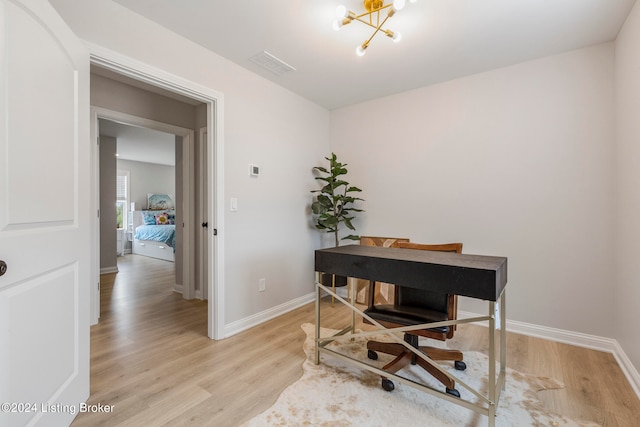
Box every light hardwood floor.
[72,254,640,426]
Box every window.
[116,170,130,230]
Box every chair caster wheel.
[454,360,467,371]
[367,350,378,360]
[446,388,460,398]
[381,378,395,392]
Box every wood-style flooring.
[72,254,640,426]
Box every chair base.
[366,334,464,391]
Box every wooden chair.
[356,236,410,305]
[364,242,467,396]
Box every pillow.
[165,210,176,225]
[141,210,157,225]
[155,213,170,225]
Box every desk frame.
[314,276,507,427]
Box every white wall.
[117,159,176,211]
[50,0,330,325]
[615,1,640,370]
[91,73,197,130]
[99,136,117,270]
[331,44,616,338]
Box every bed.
[131,194,176,262]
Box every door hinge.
[97,209,100,218]
[213,228,218,236]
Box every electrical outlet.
[259,278,266,292]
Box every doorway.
[89,51,225,340]
[93,107,195,300]
[99,118,179,281]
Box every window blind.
[117,175,127,200]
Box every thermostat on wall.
[250,164,260,176]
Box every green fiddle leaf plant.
[311,153,364,247]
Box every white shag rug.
[243,324,600,427]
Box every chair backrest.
[361,236,410,248]
[393,242,463,339]
[358,236,411,305]
[394,241,462,253]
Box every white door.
[0,0,90,426]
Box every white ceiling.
[99,119,176,166]
[112,0,636,110]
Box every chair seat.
[363,242,464,394]
[364,304,450,334]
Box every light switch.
[230,197,238,212]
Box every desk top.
[315,245,507,301]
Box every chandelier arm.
[361,14,391,48]
[354,3,392,21]
[353,16,388,30]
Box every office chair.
[363,242,467,396]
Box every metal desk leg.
[488,301,496,427]
[331,274,335,306]
[500,291,506,391]
[349,277,356,333]
[315,272,321,365]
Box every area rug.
[243,324,599,427]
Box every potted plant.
[311,153,364,288]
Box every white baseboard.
[459,310,640,399]
[194,290,207,300]
[100,266,118,274]
[224,292,316,338]
[612,341,640,399]
[173,286,206,300]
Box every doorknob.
[0,260,6,277]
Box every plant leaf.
[311,201,327,215]
[343,217,355,230]
[318,216,338,227]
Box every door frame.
[88,43,225,339]
[198,126,208,300]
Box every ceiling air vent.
[249,51,296,76]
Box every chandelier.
[333,0,416,56]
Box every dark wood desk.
[315,244,507,300]
[314,244,508,427]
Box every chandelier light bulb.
[333,20,342,31]
[392,0,406,11]
[393,31,402,42]
[336,5,347,19]
[356,45,367,56]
